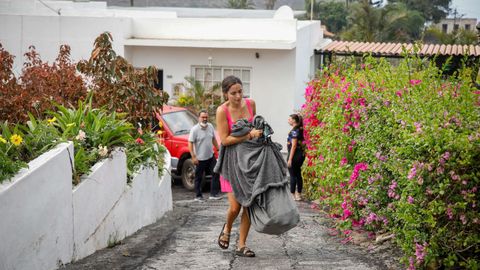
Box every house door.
[155,69,163,90]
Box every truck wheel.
[181,158,203,191]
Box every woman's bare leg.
[238,207,251,248]
[224,192,241,234]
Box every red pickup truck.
[156,105,219,191]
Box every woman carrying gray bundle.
[215,76,300,258]
[215,75,262,257]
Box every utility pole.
[310,0,314,20]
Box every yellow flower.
[0,136,6,144]
[47,117,57,124]
[157,130,163,136]
[10,134,23,146]
[67,123,75,128]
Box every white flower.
[75,130,86,141]
[98,145,108,157]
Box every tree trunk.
[265,0,276,9]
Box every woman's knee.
[229,205,241,215]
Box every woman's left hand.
[249,128,263,139]
[287,160,292,168]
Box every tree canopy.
[388,0,451,23]
[226,0,255,9]
[317,1,348,33]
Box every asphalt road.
[61,184,402,270]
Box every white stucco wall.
[0,14,131,75]
[133,18,297,41]
[126,46,295,148]
[72,149,127,260]
[72,149,172,261]
[0,142,74,270]
[294,21,322,110]
[0,142,172,270]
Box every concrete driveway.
[61,185,401,270]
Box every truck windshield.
[162,110,197,135]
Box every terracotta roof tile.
[319,41,480,57]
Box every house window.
[465,24,471,30]
[442,24,448,33]
[454,24,459,31]
[191,66,252,97]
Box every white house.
[0,0,325,148]
[434,17,478,34]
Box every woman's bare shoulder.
[216,102,227,115]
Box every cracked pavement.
[60,185,401,270]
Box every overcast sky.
[450,0,480,20]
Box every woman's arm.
[288,138,297,167]
[250,99,257,115]
[216,106,250,146]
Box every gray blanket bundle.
[214,115,300,235]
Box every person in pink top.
[216,75,263,257]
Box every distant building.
[434,18,478,34]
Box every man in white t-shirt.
[188,110,221,201]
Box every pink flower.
[340,157,348,166]
[341,82,351,93]
[349,163,368,185]
[396,91,402,97]
[388,181,397,198]
[446,206,453,220]
[375,152,387,161]
[358,98,366,106]
[414,122,422,133]
[408,166,417,180]
[415,242,427,263]
[408,257,416,270]
[135,138,145,144]
[407,196,414,204]
[342,209,352,219]
[365,212,378,225]
[410,79,422,86]
[305,85,314,96]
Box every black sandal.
[235,246,255,257]
[218,223,230,249]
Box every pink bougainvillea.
[301,56,479,269]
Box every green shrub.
[126,129,166,182]
[48,100,133,184]
[0,119,60,184]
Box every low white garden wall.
[0,142,172,270]
[0,142,74,270]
